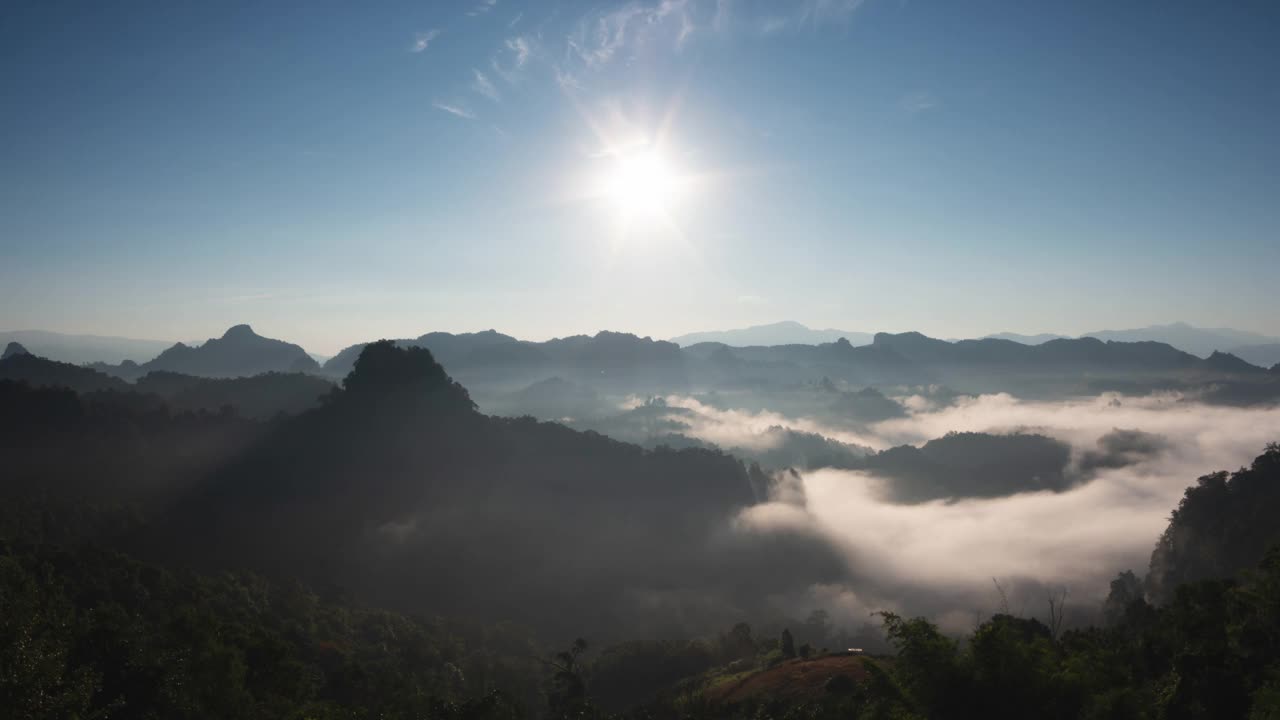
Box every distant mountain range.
[669,321,874,347]
[671,321,1280,360]
[7,321,1279,390]
[1,344,131,393]
[1230,344,1280,370]
[985,323,1280,362]
[322,329,687,394]
[980,332,1069,345]
[93,324,318,379]
[1,342,335,418]
[5,324,1280,417]
[0,330,175,365]
[1077,322,1280,358]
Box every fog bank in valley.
[682,392,1280,630]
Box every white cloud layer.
[651,390,1280,628]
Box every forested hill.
[148,341,844,637]
[1144,443,1280,604]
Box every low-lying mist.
[639,390,1280,630]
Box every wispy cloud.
[555,66,583,92]
[457,0,872,112]
[558,0,864,73]
[472,69,500,101]
[491,57,514,84]
[433,101,476,120]
[411,29,441,53]
[568,6,642,67]
[757,0,868,37]
[713,0,733,33]
[565,0,699,68]
[490,36,532,84]
[467,0,498,17]
[758,16,789,35]
[676,11,695,48]
[507,36,531,68]
[901,91,939,115]
[798,0,867,29]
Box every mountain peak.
[669,323,872,348]
[222,324,257,340]
[1205,350,1261,374]
[873,331,936,345]
[343,340,475,412]
[2,341,30,359]
[139,324,318,377]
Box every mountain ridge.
[107,324,320,379]
[0,329,175,365]
[670,321,874,348]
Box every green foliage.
[0,543,542,720]
[848,544,1280,720]
[588,638,716,712]
[0,555,100,719]
[780,629,795,660]
[1147,443,1280,604]
[546,639,591,720]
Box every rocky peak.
[2,341,30,359]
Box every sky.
[2,0,1278,354]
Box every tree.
[1103,571,1144,627]
[722,622,755,661]
[801,608,831,646]
[780,629,795,659]
[545,638,590,720]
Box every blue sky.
[2,0,1277,353]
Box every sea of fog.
[639,391,1280,630]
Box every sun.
[601,147,681,218]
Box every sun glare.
[605,149,678,217]
[567,111,711,252]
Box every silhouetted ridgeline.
[323,329,688,395]
[1,347,131,393]
[686,332,1280,403]
[670,320,1280,359]
[0,329,174,365]
[1231,342,1280,369]
[0,380,266,511]
[669,320,875,348]
[150,341,845,637]
[93,324,318,379]
[1,350,335,419]
[2,341,30,359]
[313,326,1280,413]
[0,341,844,638]
[16,321,1278,410]
[134,370,335,419]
